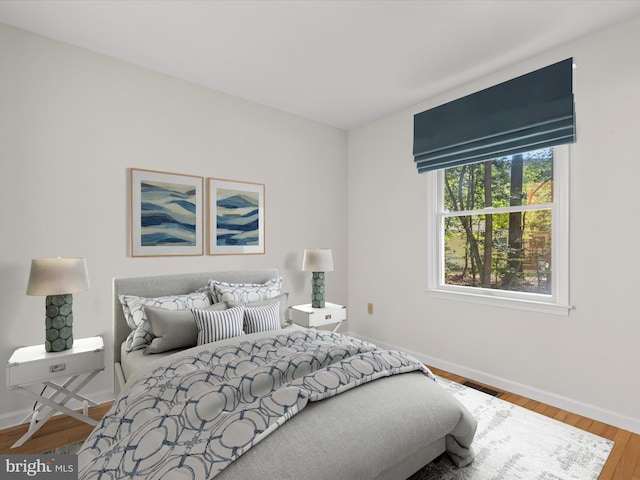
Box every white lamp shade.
[302,248,334,272]
[26,257,90,296]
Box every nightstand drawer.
[6,336,104,388]
[289,303,347,328]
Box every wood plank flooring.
[0,369,638,479]
[428,366,640,480]
[0,402,112,455]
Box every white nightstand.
[289,303,347,332]
[6,336,105,448]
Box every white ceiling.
[1,0,640,130]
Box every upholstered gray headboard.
[112,269,279,366]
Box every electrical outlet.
[367,303,374,315]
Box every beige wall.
[2,14,639,435]
[348,15,640,433]
[0,24,347,425]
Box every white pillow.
[119,292,210,352]
[207,277,282,303]
[192,305,245,345]
[243,300,281,334]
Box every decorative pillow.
[243,300,281,334]
[144,303,227,354]
[227,292,289,327]
[192,304,245,345]
[207,277,283,303]
[119,292,211,352]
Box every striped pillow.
[244,300,281,334]
[192,305,245,345]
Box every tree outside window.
[441,148,555,295]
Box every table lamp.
[302,248,333,308]
[26,257,90,352]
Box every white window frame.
[425,145,571,316]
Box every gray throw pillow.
[144,303,228,354]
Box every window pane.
[444,211,552,294]
[444,148,554,212]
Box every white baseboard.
[4,336,638,437]
[0,388,114,431]
[350,332,640,436]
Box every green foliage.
[443,149,553,293]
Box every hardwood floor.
[0,402,112,455]
[428,366,640,480]
[0,370,638,479]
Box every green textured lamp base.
[45,294,74,352]
[311,272,326,309]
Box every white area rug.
[410,377,614,480]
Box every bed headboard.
[112,268,279,365]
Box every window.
[426,146,570,315]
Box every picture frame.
[130,168,204,257]
[208,178,265,255]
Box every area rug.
[409,377,614,480]
[44,441,83,455]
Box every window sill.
[425,288,572,316]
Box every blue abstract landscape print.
[216,188,259,246]
[141,181,197,246]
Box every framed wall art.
[208,178,265,255]
[130,168,204,257]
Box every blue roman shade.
[413,58,575,173]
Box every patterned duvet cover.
[78,330,469,479]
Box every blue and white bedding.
[79,329,446,478]
[104,270,477,479]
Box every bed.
[78,269,476,479]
